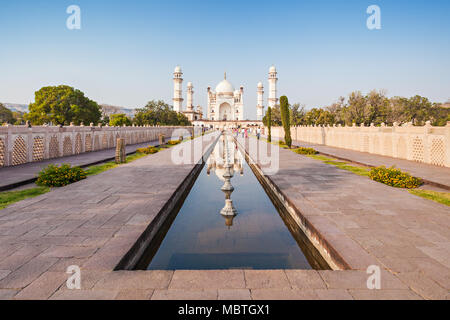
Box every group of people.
[232,127,262,140]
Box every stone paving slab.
[291,139,450,189]
[236,137,449,300]
[0,138,172,191]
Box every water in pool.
[138,134,328,270]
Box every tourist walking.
[257,127,261,140]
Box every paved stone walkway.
[0,133,448,300]
[0,139,170,191]
[237,137,449,299]
[291,139,450,189]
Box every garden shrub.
[293,147,318,155]
[369,166,423,189]
[167,140,180,145]
[36,164,87,187]
[136,146,159,154]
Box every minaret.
[186,82,194,111]
[256,82,264,121]
[238,85,244,120]
[207,86,212,119]
[268,65,278,108]
[173,66,183,112]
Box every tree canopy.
[109,113,132,127]
[271,90,449,127]
[263,105,281,126]
[134,100,191,126]
[0,103,15,124]
[27,85,101,125]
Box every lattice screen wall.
[32,137,44,162]
[0,126,190,167]
[12,136,27,165]
[268,124,450,168]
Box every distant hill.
[2,103,29,113]
[100,104,136,118]
[1,102,136,118]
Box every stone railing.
[0,124,193,167]
[267,122,450,168]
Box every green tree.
[27,85,101,125]
[403,95,433,125]
[267,107,272,142]
[304,108,323,125]
[0,103,15,124]
[280,96,292,148]
[263,104,281,126]
[101,115,110,126]
[12,111,25,125]
[133,100,191,126]
[430,104,450,126]
[290,103,306,125]
[344,91,367,125]
[316,110,335,125]
[109,114,131,127]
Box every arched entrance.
[219,102,231,121]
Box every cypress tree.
[280,96,292,148]
[267,107,272,142]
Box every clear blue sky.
[1,0,449,119]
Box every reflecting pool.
[137,134,329,270]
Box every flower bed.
[136,146,159,154]
[369,166,423,189]
[36,164,87,187]
[293,147,318,155]
[167,140,181,145]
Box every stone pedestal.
[159,134,165,145]
[115,138,126,164]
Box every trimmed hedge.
[136,146,159,154]
[36,164,87,187]
[293,147,318,155]
[369,166,423,189]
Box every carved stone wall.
[268,122,450,168]
[0,125,192,167]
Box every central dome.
[215,79,234,94]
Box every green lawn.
[409,189,450,207]
[85,161,118,176]
[307,154,370,177]
[0,187,50,210]
[125,152,148,162]
[1,152,150,211]
[85,152,148,176]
